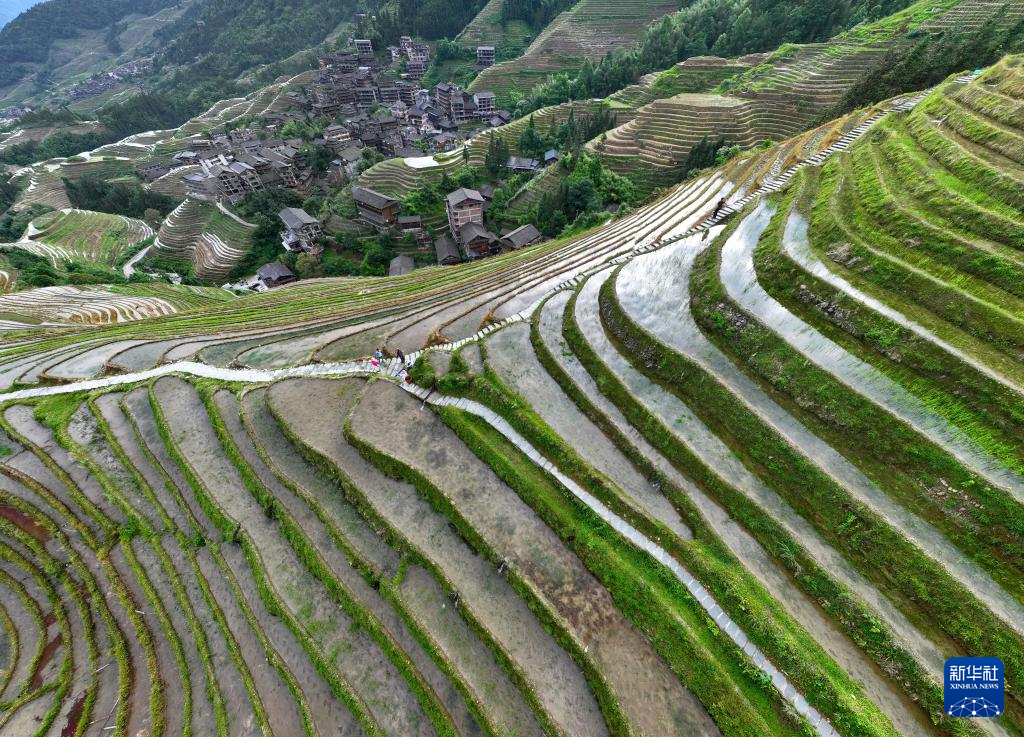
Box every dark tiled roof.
[389,255,415,276]
[445,187,484,208]
[352,186,398,209]
[434,233,461,263]
[500,223,542,249]
[257,262,296,281]
[279,207,319,230]
[461,221,497,244]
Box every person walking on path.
[396,349,406,367]
[712,198,726,219]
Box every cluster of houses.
[396,35,432,79]
[63,58,152,103]
[348,184,543,269]
[157,129,312,203]
[0,106,33,126]
[293,47,424,120]
[239,154,547,290]
[195,37,551,289]
[273,45,512,159]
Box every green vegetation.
[64,175,178,219]
[597,237,1024,725]
[530,153,636,236]
[3,24,1024,737]
[516,0,922,112]
[357,0,489,49]
[832,16,1024,117]
[0,129,112,166]
[0,0,178,88]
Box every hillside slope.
[0,0,191,107]
[0,57,1022,737]
[468,0,678,102]
[593,0,1024,193]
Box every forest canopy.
[0,0,178,88]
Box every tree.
[300,143,332,174]
[295,252,321,279]
[143,208,163,229]
[518,115,547,159]
[484,134,510,177]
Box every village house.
[256,262,297,289]
[407,105,427,127]
[507,155,540,174]
[499,223,544,251]
[136,162,172,182]
[389,255,415,276]
[445,187,486,245]
[491,110,513,126]
[473,91,497,118]
[476,46,495,69]
[352,186,401,228]
[434,233,462,265]
[279,208,323,254]
[461,222,499,258]
[432,132,460,153]
[323,124,352,149]
[406,59,428,79]
[397,215,423,232]
[433,83,457,115]
[449,92,477,123]
[355,39,374,59]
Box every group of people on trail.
[371,346,414,383]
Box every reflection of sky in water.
[781,209,1021,394]
[575,266,955,678]
[720,205,1024,500]
[615,206,1024,639]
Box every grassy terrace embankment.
[1,49,1023,737]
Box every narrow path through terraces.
[0,78,976,737]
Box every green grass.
[558,283,979,736]
[599,213,1024,723]
[440,404,809,737]
[430,352,911,737]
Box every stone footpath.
[0,79,969,737]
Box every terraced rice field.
[595,42,894,194]
[0,58,1023,737]
[594,0,1017,195]
[467,0,679,102]
[0,284,234,333]
[27,210,153,267]
[146,199,257,282]
[456,0,534,50]
[13,156,138,212]
[359,100,606,197]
